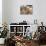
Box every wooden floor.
[0,44,4,46]
[31,40,46,46]
[40,45,46,46]
[0,44,46,46]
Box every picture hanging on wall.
[20,5,33,15]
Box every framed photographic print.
[20,5,33,15]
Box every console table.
[9,25,31,37]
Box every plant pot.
[0,38,5,44]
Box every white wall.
[0,0,2,27]
[3,0,46,26]
[2,0,8,24]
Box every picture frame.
[20,5,33,15]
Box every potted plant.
[0,23,9,44]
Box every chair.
[5,38,15,46]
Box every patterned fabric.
[16,41,32,46]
